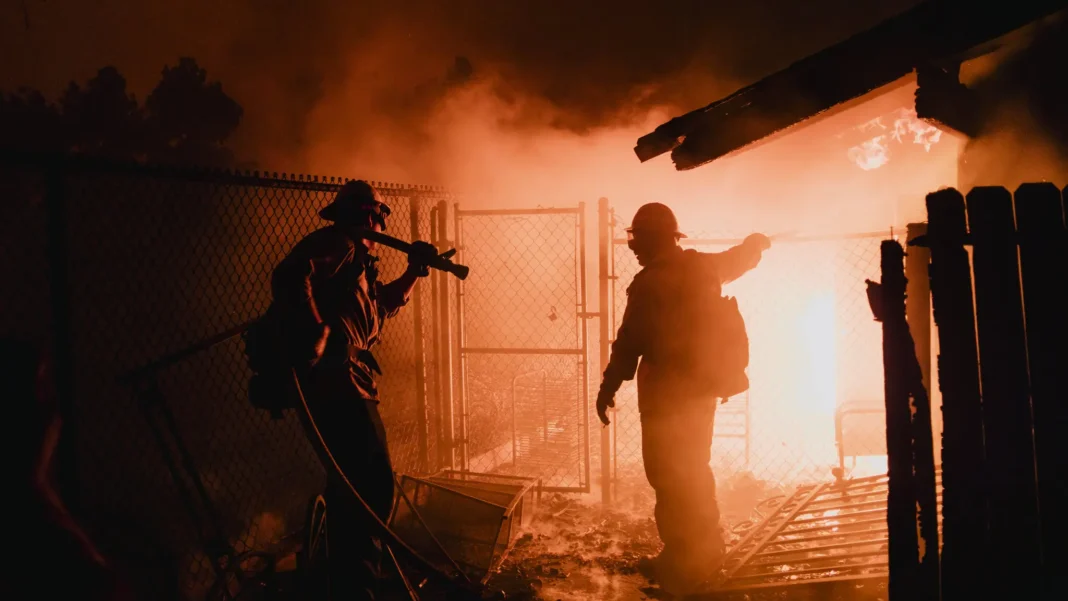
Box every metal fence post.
[597,197,612,505]
[434,200,455,471]
[453,203,468,472]
[905,224,931,392]
[410,196,430,473]
[44,162,78,509]
[905,223,937,465]
[578,201,592,499]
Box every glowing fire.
[848,137,891,170]
[713,242,887,483]
[847,108,944,171]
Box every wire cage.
[389,471,539,583]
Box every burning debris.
[488,493,664,601]
[486,470,799,601]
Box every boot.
[656,548,725,597]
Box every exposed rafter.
[635,0,1065,171]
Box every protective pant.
[310,374,395,601]
[641,400,724,582]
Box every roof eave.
[635,0,1066,171]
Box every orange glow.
[306,73,958,488]
[717,244,848,482]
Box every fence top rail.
[612,230,904,247]
[457,207,582,217]
[460,347,584,356]
[0,150,457,197]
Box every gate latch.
[577,312,602,319]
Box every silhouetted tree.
[0,58,243,167]
[144,58,244,167]
[59,66,145,161]
[0,87,63,153]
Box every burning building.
[606,0,1067,595]
[622,0,1064,480]
[2,2,1063,600]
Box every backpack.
[669,252,751,398]
[705,295,750,398]
[242,305,298,419]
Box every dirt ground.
[484,468,797,601]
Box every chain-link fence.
[454,207,591,492]
[605,206,900,494]
[0,154,454,600]
[4,151,909,595]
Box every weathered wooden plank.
[874,240,920,601]
[966,185,1041,598]
[1014,182,1067,600]
[925,187,987,600]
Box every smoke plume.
[3,0,928,216]
[961,10,1068,188]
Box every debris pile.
[488,493,662,600]
[487,469,792,600]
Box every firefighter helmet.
[626,202,686,238]
[319,180,392,230]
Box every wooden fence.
[873,183,1066,601]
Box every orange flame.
[848,108,944,171]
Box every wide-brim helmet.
[625,202,686,238]
[319,180,391,230]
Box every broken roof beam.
[635,0,1066,171]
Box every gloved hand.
[407,240,440,277]
[307,322,330,367]
[745,233,772,252]
[596,388,616,426]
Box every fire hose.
[288,367,486,599]
[351,227,470,281]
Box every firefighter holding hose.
[269,180,441,601]
[596,202,771,596]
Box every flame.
[847,108,945,171]
[892,110,943,150]
[719,244,853,482]
[848,137,891,170]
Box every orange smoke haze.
[958,10,1068,189]
[3,1,929,218]
[5,0,1003,492]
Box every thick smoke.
[961,10,1068,188]
[3,0,925,213]
[233,0,925,212]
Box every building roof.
[635,0,1065,171]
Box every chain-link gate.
[600,199,901,501]
[453,206,592,492]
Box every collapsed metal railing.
[711,471,942,596]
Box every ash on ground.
[485,469,795,601]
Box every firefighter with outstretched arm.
[596,202,770,596]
